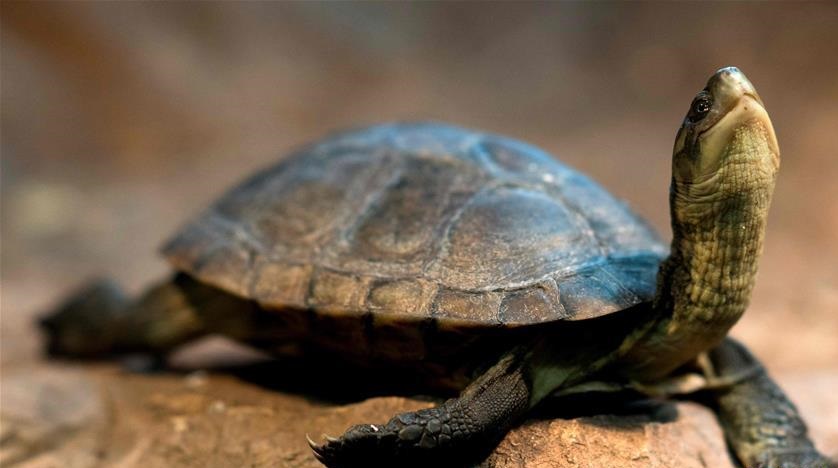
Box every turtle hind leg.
[40,274,206,359]
[40,279,130,357]
[309,347,533,467]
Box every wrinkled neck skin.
[623,122,778,381]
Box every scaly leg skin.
[309,347,533,468]
[708,339,835,468]
[40,274,208,358]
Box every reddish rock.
[486,403,733,468]
[3,364,834,468]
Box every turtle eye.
[688,95,712,122]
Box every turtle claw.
[307,434,339,464]
[305,434,319,451]
[307,423,400,467]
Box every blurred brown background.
[2,2,837,465]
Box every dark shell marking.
[163,123,666,329]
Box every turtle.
[40,67,833,468]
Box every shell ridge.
[420,179,505,278]
[318,149,407,265]
[548,178,609,258]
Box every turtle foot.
[308,347,532,467]
[308,402,479,468]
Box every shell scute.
[427,186,599,291]
[343,157,473,265]
[308,269,371,315]
[251,262,312,309]
[498,279,565,325]
[432,288,503,326]
[367,279,437,319]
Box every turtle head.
[671,66,779,205]
[629,68,782,379]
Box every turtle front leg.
[309,347,533,467]
[706,338,834,468]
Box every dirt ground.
[2,3,837,467]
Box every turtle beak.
[708,66,764,108]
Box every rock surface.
[485,404,732,468]
[3,363,835,468]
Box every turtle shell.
[163,123,667,330]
